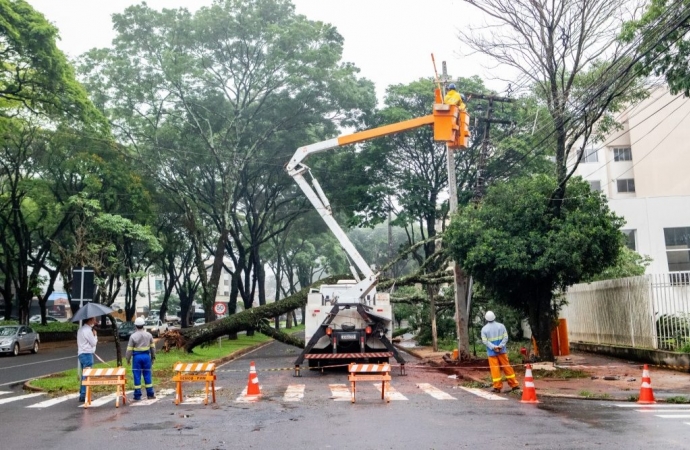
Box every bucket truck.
[287,88,470,376]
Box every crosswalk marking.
[615,404,689,408]
[28,393,80,408]
[0,391,11,396]
[0,392,44,405]
[655,414,690,419]
[282,384,305,402]
[329,384,351,401]
[416,383,456,400]
[459,387,508,401]
[636,408,690,412]
[372,383,408,401]
[132,388,175,406]
[79,391,133,408]
[179,387,222,405]
[235,386,260,403]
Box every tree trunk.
[107,314,123,366]
[427,284,438,352]
[177,276,344,352]
[528,282,556,362]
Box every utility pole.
[465,92,513,330]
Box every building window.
[622,229,636,251]
[154,280,163,292]
[222,291,229,296]
[580,147,598,163]
[664,227,690,272]
[616,179,635,193]
[588,180,602,192]
[613,147,632,161]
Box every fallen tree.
[169,276,345,352]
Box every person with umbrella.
[72,303,114,403]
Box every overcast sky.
[27,0,504,103]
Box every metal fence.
[562,272,690,350]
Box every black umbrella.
[71,303,114,322]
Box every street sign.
[72,267,95,302]
[213,302,227,315]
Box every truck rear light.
[376,309,383,312]
[314,309,320,313]
[365,326,372,334]
[325,327,332,335]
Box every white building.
[571,87,690,274]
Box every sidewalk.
[399,344,690,402]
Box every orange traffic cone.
[246,361,262,396]
[520,364,539,403]
[637,364,656,404]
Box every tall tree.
[78,0,374,319]
[446,175,624,360]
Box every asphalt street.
[0,339,118,388]
[0,340,688,449]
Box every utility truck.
[287,87,470,376]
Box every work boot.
[78,397,85,403]
[492,388,502,393]
[147,395,156,400]
[511,386,521,392]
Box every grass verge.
[30,333,272,395]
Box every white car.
[144,319,168,337]
[193,318,206,327]
[28,315,59,324]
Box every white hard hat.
[134,317,145,327]
[485,311,496,322]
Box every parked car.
[117,322,136,341]
[0,325,40,356]
[144,319,168,337]
[29,315,59,324]
[193,318,206,327]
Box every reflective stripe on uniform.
[505,374,516,379]
[131,347,151,352]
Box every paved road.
[0,339,119,388]
[0,340,688,449]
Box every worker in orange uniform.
[481,311,520,393]
[443,83,466,110]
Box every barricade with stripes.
[348,363,392,403]
[82,367,127,408]
[172,362,216,405]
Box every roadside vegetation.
[30,334,272,395]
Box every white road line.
[655,414,690,419]
[28,393,80,408]
[372,383,408,401]
[234,386,261,403]
[282,384,305,402]
[459,386,508,401]
[0,356,75,371]
[131,388,175,406]
[615,404,689,408]
[636,408,690,413]
[79,391,133,408]
[416,383,456,400]
[0,392,45,405]
[329,384,351,401]
[0,391,11,396]
[179,387,222,405]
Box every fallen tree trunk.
[257,322,305,348]
[175,276,344,352]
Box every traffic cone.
[637,364,656,404]
[246,361,262,396]
[520,364,539,403]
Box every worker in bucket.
[443,83,467,110]
[126,317,156,400]
[481,311,520,393]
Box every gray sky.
[27,0,503,102]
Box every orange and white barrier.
[348,363,392,403]
[520,364,539,404]
[637,364,656,404]
[81,367,127,408]
[172,362,216,405]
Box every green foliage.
[447,175,624,304]
[532,368,588,379]
[656,313,690,350]
[586,246,652,282]
[0,0,102,123]
[621,0,690,96]
[31,322,78,333]
[664,396,690,404]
